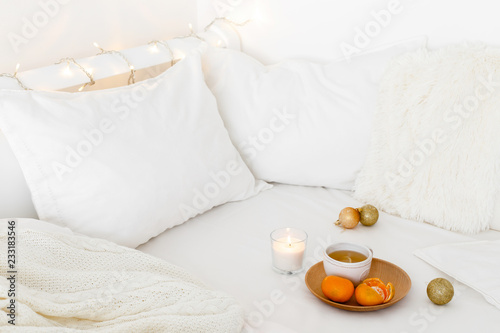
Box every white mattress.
[137,184,499,333]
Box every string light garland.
[175,18,250,43]
[55,57,95,92]
[0,63,31,90]
[148,40,174,67]
[202,17,250,49]
[93,42,136,85]
[173,23,205,42]
[204,17,251,31]
[2,16,251,91]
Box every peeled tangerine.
[358,204,379,226]
[335,207,360,229]
[355,278,395,306]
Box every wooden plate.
[305,258,411,312]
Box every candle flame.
[287,235,292,247]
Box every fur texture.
[355,44,500,233]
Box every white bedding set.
[138,184,500,333]
[7,185,498,332]
[1,37,500,332]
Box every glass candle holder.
[270,228,308,275]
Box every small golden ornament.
[427,278,454,305]
[335,207,360,229]
[358,204,379,226]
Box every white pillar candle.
[270,228,307,274]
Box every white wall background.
[198,0,500,64]
[0,0,198,73]
[4,0,500,72]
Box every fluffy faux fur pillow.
[355,44,500,233]
[492,195,500,231]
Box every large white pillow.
[0,50,269,247]
[202,37,425,190]
[354,44,500,233]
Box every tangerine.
[355,278,395,306]
[321,276,354,303]
[355,284,385,306]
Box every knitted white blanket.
[0,221,244,332]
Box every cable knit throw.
[0,224,244,332]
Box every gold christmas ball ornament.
[358,204,379,226]
[427,278,454,305]
[335,207,360,229]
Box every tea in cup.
[323,242,373,285]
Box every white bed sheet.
[138,184,500,333]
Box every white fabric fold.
[414,240,500,310]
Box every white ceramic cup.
[323,242,373,285]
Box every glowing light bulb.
[129,65,134,70]
[15,63,20,74]
[176,50,185,60]
[62,63,72,76]
[149,43,159,53]
[93,42,104,52]
[216,40,222,47]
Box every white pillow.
[354,44,500,234]
[0,130,38,218]
[202,37,426,190]
[0,50,269,247]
